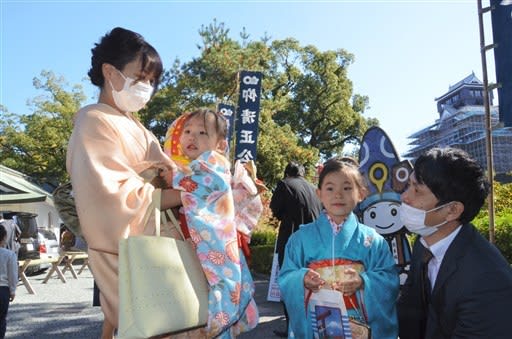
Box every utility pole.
[477,0,496,243]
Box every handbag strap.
[154,190,161,236]
[161,209,186,241]
[140,188,161,236]
[348,289,369,324]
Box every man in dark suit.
[270,161,322,337]
[398,147,512,338]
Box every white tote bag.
[118,189,209,338]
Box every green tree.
[270,41,375,157]
[256,110,319,189]
[0,71,86,186]
[142,20,375,184]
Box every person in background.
[278,157,399,338]
[398,147,512,338]
[59,225,87,252]
[66,27,181,339]
[0,224,18,339]
[0,214,20,256]
[60,227,75,251]
[269,161,322,337]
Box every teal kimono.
[278,212,399,338]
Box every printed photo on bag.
[309,289,352,339]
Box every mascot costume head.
[357,126,413,284]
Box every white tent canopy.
[0,165,61,230]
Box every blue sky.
[0,0,497,156]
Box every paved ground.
[239,273,287,338]
[7,265,286,338]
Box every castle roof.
[435,72,482,102]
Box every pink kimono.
[66,103,174,327]
[164,115,263,337]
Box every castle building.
[404,73,512,174]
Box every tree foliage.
[0,71,86,186]
[141,20,376,185]
[478,181,512,217]
[271,42,369,157]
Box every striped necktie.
[422,248,434,304]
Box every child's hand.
[304,269,325,292]
[332,268,363,296]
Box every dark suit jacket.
[270,176,322,267]
[398,223,512,339]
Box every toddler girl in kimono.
[163,108,261,338]
[278,157,400,338]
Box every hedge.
[474,213,512,263]
[249,228,277,275]
[250,245,274,275]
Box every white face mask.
[400,202,451,237]
[110,69,153,112]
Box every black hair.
[88,27,163,91]
[186,108,228,140]
[0,224,6,242]
[413,147,490,224]
[284,161,305,177]
[318,157,368,197]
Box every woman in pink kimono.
[66,27,181,338]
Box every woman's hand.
[332,268,363,296]
[149,165,174,189]
[304,269,325,292]
[161,189,182,210]
[159,165,174,188]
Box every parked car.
[38,229,60,271]
[11,212,40,260]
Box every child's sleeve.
[278,233,311,337]
[231,160,264,238]
[360,231,400,337]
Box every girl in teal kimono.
[278,157,399,338]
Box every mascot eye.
[391,208,398,217]
[370,211,376,219]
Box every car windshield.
[39,229,57,240]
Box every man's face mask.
[399,202,452,237]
